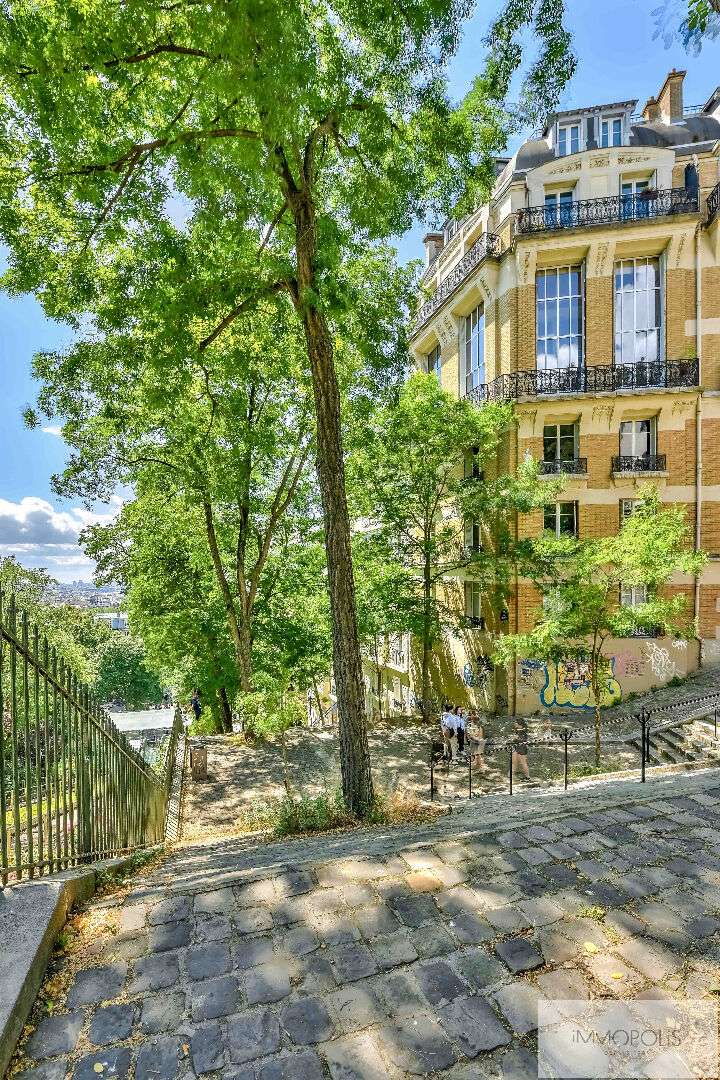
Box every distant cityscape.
[48,580,127,609]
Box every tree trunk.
[203,501,253,692]
[420,556,433,726]
[290,193,373,817]
[591,656,601,767]
[217,686,233,734]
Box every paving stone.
[583,953,646,994]
[257,1050,324,1080]
[688,915,720,937]
[414,958,467,1004]
[483,906,529,933]
[148,920,191,953]
[454,946,510,991]
[193,888,235,916]
[497,1046,538,1080]
[227,1008,281,1065]
[559,917,608,949]
[235,878,277,907]
[436,885,481,917]
[535,969,591,1000]
[118,904,147,934]
[186,942,232,980]
[194,914,231,941]
[438,995,512,1056]
[493,981,541,1034]
[139,991,186,1034]
[411,923,456,957]
[73,1048,131,1080]
[88,1003,135,1046]
[234,907,274,934]
[16,1063,67,1080]
[67,963,127,1007]
[314,913,360,946]
[405,870,443,892]
[447,911,495,946]
[494,936,544,973]
[579,881,629,907]
[327,984,387,1033]
[28,1012,84,1059]
[544,841,581,860]
[354,903,400,939]
[113,934,148,961]
[516,897,564,926]
[134,1037,180,1080]
[190,1020,225,1074]
[330,943,377,982]
[284,925,320,956]
[244,962,291,1004]
[541,864,580,888]
[368,931,418,969]
[148,896,192,925]
[376,971,427,1017]
[617,937,682,979]
[294,951,338,992]
[389,894,440,927]
[129,951,180,993]
[190,974,241,1019]
[575,859,608,881]
[274,870,315,897]
[322,1032,388,1080]
[431,864,468,888]
[472,883,520,909]
[604,909,646,938]
[377,1015,458,1075]
[234,935,276,968]
[537,927,577,964]
[517,847,550,866]
[281,995,335,1044]
[339,883,376,908]
[525,826,558,843]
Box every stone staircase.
[626,717,720,768]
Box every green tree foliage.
[494,487,706,763]
[351,372,559,721]
[95,635,164,709]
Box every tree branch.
[198,280,289,351]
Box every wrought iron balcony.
[612,454,667,473]
[463,615,485,630]
[515,187,698,235]
[539,458,588,475]
[414,233,502,330]
[466,359,698,404]
[709,182,720,224]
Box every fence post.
[430,752,435,802]
[640,712,647,783]
[509,747,513,795]
[563,730,569,790]
[79,678,93,859]
[715,708,717,740]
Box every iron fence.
[539,458,588,475]
[515,187,699,235]
[0,590,182,885]
[414,233,502,330]
[612,454,667,473]
[709,182,720,224]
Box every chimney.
[423,231,444,267]
[656,68,686,123]
[642,96,661,123]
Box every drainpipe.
[694,222,703,656]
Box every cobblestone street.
[14,768,720,1079]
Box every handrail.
[708,182,720,224]
[516,187,698,235]
[0,588,182,885]
[414,233,502,330]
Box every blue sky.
[1,0,719,580]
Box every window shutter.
[586,116,596,150]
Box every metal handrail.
[539,458,588,475]
[515,187,698,235]
[708,182,720,224]
[612,454,667,473]
[414,233,502,330]
[0,588,182,885]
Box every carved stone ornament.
[548,162,580,176]
[519,409,538,435]
[589,156,610,169]
[475,274,492,301]
[592,403,615,427]
[434,311,458,348]
[617,153,651,165]
[671,398,693,416]
[593,241,611,276]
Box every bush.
[238,787,442,839]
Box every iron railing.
[466,359,699,405]
[612,454,667,473]
[515,187,698,235]
[0,590,182,885]
[539,458,588,475]
[708,182,720,224]
[415,233,502,329]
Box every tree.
[0,0,571,816]
[494,487,706,765]
[94,635,164,710]
[351,372,558,723]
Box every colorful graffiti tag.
[519,658,622,710]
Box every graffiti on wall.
[614,651,646,680]
[463,656,493,688]
[644,641,676,680]
[518,658,622,710]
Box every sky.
[1,0,719,582]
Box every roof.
[542,100,638,136]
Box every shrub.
[238,787,442,839]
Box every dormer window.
[557,122,580,156]
[601,116,623,147]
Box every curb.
[0,849,162,1079]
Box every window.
[464,518,482,553]
[536,266,583,370]
[620,177,652,219]
[614,258,662,367]
[543,423,577,464]
[619,418,656,459]
[462,305,485,395]
[620,498,641,523]
[544,502,578,538]
[427,343,441,380]
[557,123,580,156]
[601,117,623,147]
[544,189,574,227]
[620,583,647,608]
[464,446,482,480]
[464,581,483,625]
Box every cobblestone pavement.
[15,768,720,1080]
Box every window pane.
[559,296,570,335]
[536,272,546,299]
[620,421,634,456]
[544,425,558,461]
[545,272,558,299]
[544,506,555,532]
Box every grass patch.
[238,788,442,839]
[578,905,606,921]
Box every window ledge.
[611,470,669,487]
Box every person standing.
[190,689,202,723]
[441,703,455,760]
[454,706,467,757]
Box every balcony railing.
[467,359,699,405]
[539,458,588,475]
[709,182,720,224]
[612,454,667,473]
[515,188,698,235]
[414,233,502,330]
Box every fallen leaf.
[93,1065,104,1073]
[610,972,625,980]
[583,941,600,954]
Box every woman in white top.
[441,705,455,759]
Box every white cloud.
[0,497,119,582]
[41,425,64,438]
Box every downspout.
[694,221,703,658]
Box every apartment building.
[407,68,720,717]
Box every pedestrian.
[454,706,467,757]
[190,689,202,723]
[512,718,530,780]
[467,708,486,770]
[441,703,455,760]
